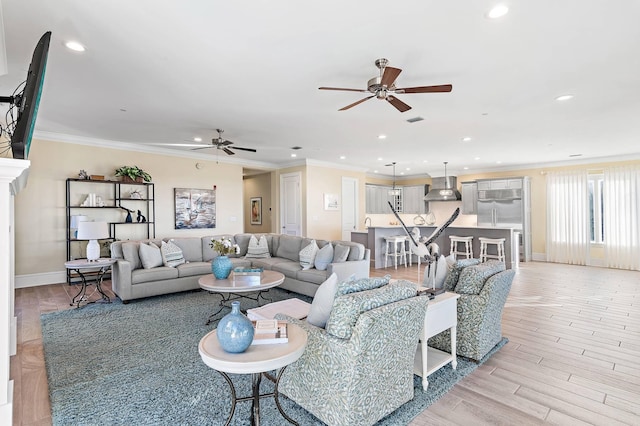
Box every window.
[588,174,604,243]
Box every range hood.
[423,162,462,201]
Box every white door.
[341,177,358,240]
[280,172,302,236]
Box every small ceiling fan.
[190,129,257,155]
[319,58,452,112]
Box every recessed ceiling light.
[496,160,502,164]
[377,157,383,161]
[340,156,346,160]
[474,157,481,160]
[400,172,405,175]
[378,134,387,139]
[464,166,469,170]
[65,41,86,52]
[462,137,472,142]
[487,4,509,19]
[555,94,574,101]
[291,153,297,158]
[374,170,378,173]
[423,160,428,163]
[194,137,202,142]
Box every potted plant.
[114,166,152,183]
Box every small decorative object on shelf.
[90,175,105,180]
[81,193,105,207]
[251,320,289,345]
[216,301,254,353]
[114,165,152,183]
[136,210,147,223]
[129,189,143,199]
[78,170,89,180]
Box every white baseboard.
[15,271,66,288]
[0,380,13,425]
[531,252,546,262]
[588,258,605,268]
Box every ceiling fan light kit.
[189,129,257,155]
[319,58,453,112]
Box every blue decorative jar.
[212,255,233,279]
[216,301,254,353]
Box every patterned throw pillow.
[245,235,271,258]
[299,240,319,270]
[314,243,334,271]
[443,258,481,291]
[332,244,350,263]
[306,273,338,328]
[336,274,390,296]
[161,240,186,268]
[455,260,506,295]
[139,242,163,269]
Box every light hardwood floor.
[12,261,640,425]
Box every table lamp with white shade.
[76,221,110,261]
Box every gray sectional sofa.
[110,233,370,303]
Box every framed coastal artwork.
[324,193,339,211]
[250,197,262,225]
[174,187,216,229]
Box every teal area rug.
[41,288,507,425]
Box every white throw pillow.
[161,240,186,267]
[307,273,338,328]
[139,242,163,269]
[245,235,271,258]
[332,244,350,263]
[314,243,334,271]
[299,240,319,270]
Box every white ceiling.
[1,0,640,177]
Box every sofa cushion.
[276,234,303,262]
[307,273,338,328]
[250,257,289,270]
[169,238,203,262]
[336,274,390,296]
[443,258,481,291]
[139,242,163,269]
[161,240,186,268]
[272,260,303,279]
[325,279,418,339]
[233,234,253,256]
[295,268,329,285]
[331,241,366,261]
[131,266,179,284]
[299,240,319,270]
[246,235,271,258]
[122,242,142,270]
[332,244,350,263]
[176,261,212,278]
[314,243,334,271]
[455,260,506,295]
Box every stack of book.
[251,320,289,345]
[232,267,263,285]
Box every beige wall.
[305,165,367,241]
[13,139,244,278]
[242,172,272,233]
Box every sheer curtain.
[603,165,640,270]
[546,170,590,264]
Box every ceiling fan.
[190,129,257,155]
[319,58,452,112]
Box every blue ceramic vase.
[212,255,233,279]
[216,301,254,353]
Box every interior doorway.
[280,172,302,236]
[341,177,358,240]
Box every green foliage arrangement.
[114,166,152,182]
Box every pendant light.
[439,161,454,198]
[386,162,401,196]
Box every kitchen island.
[353,226,517,270]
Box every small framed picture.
[250,197,262,225]
[324,193,339,211]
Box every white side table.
[413,290,460,390]
[199,323,307,425]
[64,258,116,308]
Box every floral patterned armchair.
[428,259,515,361]
[276,280,428,426]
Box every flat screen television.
[1,31,51,159]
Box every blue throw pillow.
[314,243,334,271]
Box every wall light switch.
[229,216,237,222]
[312,215,319,221]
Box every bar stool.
[479,237,506,262]
[449,235,474,259]
[384,236,407,269]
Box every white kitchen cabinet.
[461,181,477,214]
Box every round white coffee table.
[199,323,307,425]
[199,270,285,324]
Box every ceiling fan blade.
[387,95,412,112]
[232,146,257,153]
[338,95,375,111]
[380,67,402,88]
[191,145,214,151]
[395,84,453,94]
[220,140,233,146]
[319,86,368,93]
[223,147,235,155]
